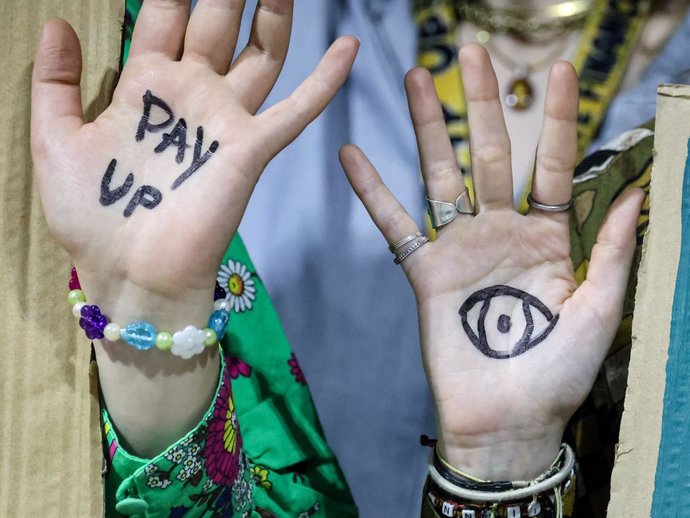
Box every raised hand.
[32,0,358,324]
[31,0,358,456]
[340,45,643,480]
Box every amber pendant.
[505,70,534,111]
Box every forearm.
[95,346,219,458]
[87,279,220,458]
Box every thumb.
[574,187,645,327]
[31,18,84,157]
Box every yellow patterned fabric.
[414,0,650,210]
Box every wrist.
[436,426,565,481]
[72,270,223,458]
[75,268,216,334]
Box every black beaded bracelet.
[423,474,575,518]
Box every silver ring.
[389,232,422,253]
[527,193,573,213]
[427,191,474,229]
[394,236,429,265]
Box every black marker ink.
[497,314,511,334]
[123,185,163,218]
[100,159,134,206]
[459,285,559,359]
[171,126,219,190]
[154,118,188,164]
[136,90,175,142]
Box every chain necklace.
[415,0,650,187]
[457,0,591,111]
[456,0,593,36]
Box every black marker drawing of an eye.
[459,285,559,359]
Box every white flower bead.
[171,325,206,359]
[213,299,231,312]
[72,302,86,318]
[103,323,121,342]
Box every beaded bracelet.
[423,474,575,518]
[67,268,231,360]
[426,444,576,518]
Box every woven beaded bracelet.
[424,474,575,518]
[67,268,231,360]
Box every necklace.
[414,0,650,187]
[484,31,578,111]
[456,0,593,36]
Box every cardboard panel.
[608,84,690,517]
[0,1,122,516]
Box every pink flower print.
[228,357,252,379]
[108,439,119,462]
[202,362,242,486]
[288,353,306,385]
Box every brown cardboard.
[0,2,122,516]
[607,84,690,518]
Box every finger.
[31,19,84,153]
[531,62,579,220]
[128,0,190,60]
[459,44,513,212]
[183,0,245,74]
[227,0,294,113]
[339,145,421,245]
[405,67,466,203]
[574,188,645,326]
[257,36,359,159]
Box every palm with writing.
[31,0,358,456]
[32,0,358,324]
[340,46,643,479]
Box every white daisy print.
[216,260,256,312]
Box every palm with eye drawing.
[340,45,644,479]
[31,1,358,316]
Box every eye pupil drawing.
[459,285,559,359]
[497,314,511,334]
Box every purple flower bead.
[214,281,227,301]
[79,305,108,340]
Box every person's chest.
[451,3,687,195]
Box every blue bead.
[120,321,157,351]
[208,310,230,340]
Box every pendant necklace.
[484,33,577,111]
[455,0,591,111]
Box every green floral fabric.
[103,235,357,518]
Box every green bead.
[203,329,217,347]
[67,289,86,306]
[155,332,173,351]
